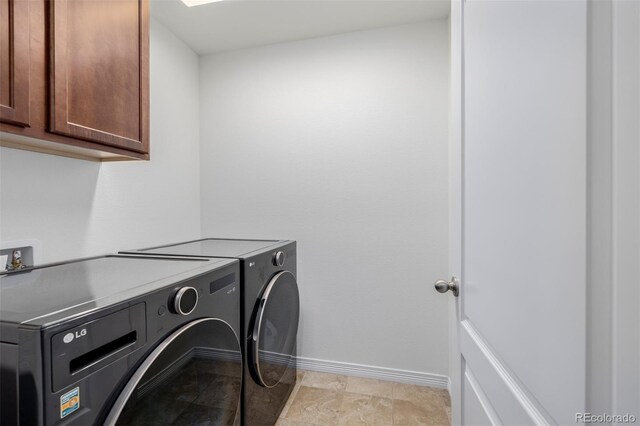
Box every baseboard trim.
[295,356,450,389]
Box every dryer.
[122,239,299,426]
[0,254,242,425]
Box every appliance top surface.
[0,255,237,329]
[125,238,290,259]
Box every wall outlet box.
[0,239,42,268]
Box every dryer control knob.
[172,287,198,315]
[273,251,285,267]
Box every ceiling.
[151,0,450,55]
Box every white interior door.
[447,1,588,424]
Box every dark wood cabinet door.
[49,0,149,153]
[0,0,30,127]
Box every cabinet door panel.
[0,0,30,127]
[49,0,149,153]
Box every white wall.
[199,21,450,375]
[0,19,201,264]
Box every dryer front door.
[249,271,300,388]
[105,318,242,426]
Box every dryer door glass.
[250,270,300,388]
[106,318,242,426]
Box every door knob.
[434,277,459,297]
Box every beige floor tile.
[280,373,450,426]
[345,377,394,398]
[275,418,318,426]
[297,369,306,382]
[279,380,303,419]
[443,392,450,408]
[392,399,449,426]
[302,371,348,392]
[392,383,450,409]
[337,392,393,425]
[284,386,343,425]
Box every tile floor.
[276,370,451,426]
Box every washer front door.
[105,318,242,425]
[249,271,300,388]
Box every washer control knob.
[273,251,285,267]
[172,287,198,315]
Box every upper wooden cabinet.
[49,0,149,154]
[0,0,30,127]
[0,0,149,161]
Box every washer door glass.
[106,318,242,426]
[250,271,300,388]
